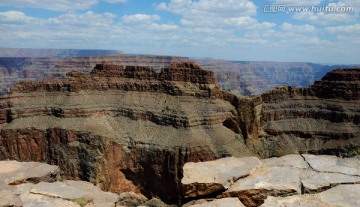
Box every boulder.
[221,166,301,207]
[181,157,261,198]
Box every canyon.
[1,49,357,96]
[0,60,359,205]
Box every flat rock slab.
[0,160,60,185]
[222,166,301,207]
[261,184,360,207]
[20,193,80,207]
[30,182,88,200]
[182,157,261,198]
[261,154,308,169]
[301,171,360,193]
[65,180,119,207]
[187,198,246,207]
[302,154,360,176]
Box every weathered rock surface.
[186,198,245,207]
[261,184,360,207]
[0,160,119,207]
[182,154,360,207]
[182,157,261,198]
[0,160,60,185]
[222,166,301,207]
[1,60,360,205]
[0,62,254,204]
[248,69,360,158]
[302,154,360,176]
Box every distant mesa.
[0,47,123,58]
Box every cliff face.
[0,62,359,204]
[196,60,358,96]
[1,54,357,96]
[0,55,189,94]
[0,62,252,204]
[247,69,360,158]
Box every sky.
[0,0,359,64]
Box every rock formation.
[1,51,357,96]
[0,61,359,205]
[0,160,120,207]
[247,68,360,158]
[0,62,254,204]
[0,55,189,94]
[182,154,360,207]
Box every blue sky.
[0,0,359,64]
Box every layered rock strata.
[182,154,360,207]
[246,68,360,158]
[0,62,359,205]
[0,62,253,204]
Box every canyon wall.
[1,53,357,96]
[0,62,252,204]
[0,62,359,205]
[247,68,360,158]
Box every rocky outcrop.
[182,154,360,207]
[182,157,261,198]
[196,60,358,96]
[0,160,119,207]
[0,61,359,205]
[1,51,357,96]
[0,55,189,94]
[246,68,360,158]
[0,62,253,204]
[262,184,360,207]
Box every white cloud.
[224,17,275,30]
[157,0,257,27]
[0,11,37,24]
[0,0,127,11]
[325,24,360,34]
[149,23,179,31]
[105,0,127,3]
[0,11,119,49]
[270,0,323,6]
[282,22,316,33]
[121,14,161,23]
[293,11,356,25]
[290,0,358,25]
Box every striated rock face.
[0,62,253,204]
[1,53,357,96]
[196,60,359,96]
[246,68,360,158]
[0,55,189,94]
[182,154,360,207]
[311,68,360,100]
[0,61,359,205]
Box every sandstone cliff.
[1,53,357,96]
[247,68,360,158]
[0,62,359,205]
[0,62,253,204]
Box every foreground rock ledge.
[182,154,360,207]
[0,161,133,207]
